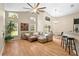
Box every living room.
[0,3,79,56]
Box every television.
[74,18,79,24]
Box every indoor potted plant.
[5,20,16,42]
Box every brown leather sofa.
[21,33,29,40]
[21,32,38,42]
[21,32,53,42]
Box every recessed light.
[54,9,57,11]
[70,4,74,8]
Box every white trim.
[0,41,5,56]
[0,46,4,56]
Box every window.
[7,12,18,36]
[8,12,18,19]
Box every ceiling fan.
[23,3,46,14]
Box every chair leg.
[61,38,63,46]
[68,40,71,55]
[73,40,78,56]
[70,40,73,50]
[62,40,64,48]
[65,39,68,51]
[61,38,64,48]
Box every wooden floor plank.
[2,36,74,56]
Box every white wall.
[26,12,79,35]
[17,12,54,35]
[37,11,79,35]
[52,12,79,35]
[0,4,5,55]
[5,11,79,36]
[17,12,37,36]
[37,12,54,33]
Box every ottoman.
[28,36,37,42]
[38,36,48,43]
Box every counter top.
[63,32,79,41]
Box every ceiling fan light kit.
[23,3,46,14]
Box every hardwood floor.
[2,36,74,56]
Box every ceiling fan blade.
[38,7,46,9]
[23,7,30,9]
[27,3,33,8]
[34,3,36,7]
[35,3,40,8]
[38,9,45,12]
[36,11,39,14]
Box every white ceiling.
[4,3,79,17]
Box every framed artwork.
[45,16,50,21]
[21,23,29,31]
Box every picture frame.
[45,16,50,21]
[21,23,29,31]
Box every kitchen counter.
[63,32,79,42]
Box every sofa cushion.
[25,33,30,36]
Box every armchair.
[46,32,53,42]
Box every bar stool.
[60,32,64,46]
[65,37,78,55]
[61,36,68,48]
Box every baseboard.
[0,44,5,56]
